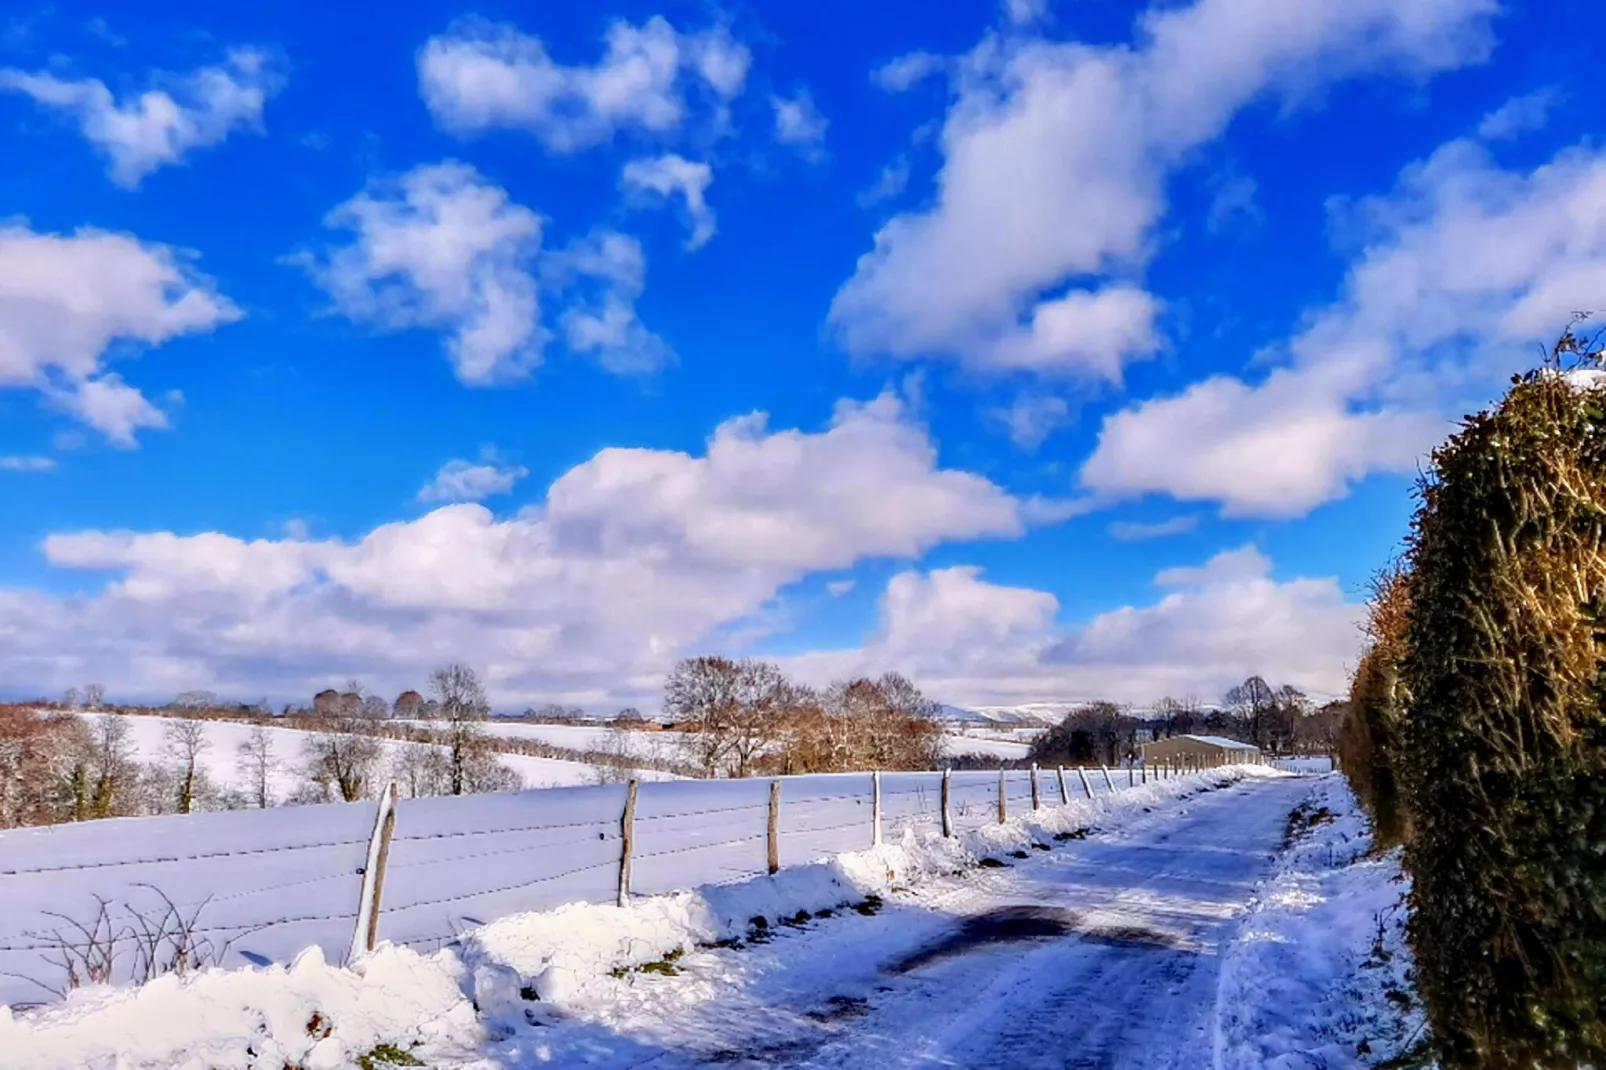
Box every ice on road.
[494,775,1311,1069]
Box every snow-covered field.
[2,765,1287,1069]
[84,712,654,800]
[939,731,1034,760]
[412,719,691,763]
[1214,775,1425,1068]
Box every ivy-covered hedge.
[1400,372,1606,1068]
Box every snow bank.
[1213,775,1426,1070]
[4,766,1273,1069]
[0,944,482,1070]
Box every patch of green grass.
[357,1043,425,1069]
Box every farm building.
[1140,734,1261,766]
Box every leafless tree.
[1224,676,1277,749]
[393,690,424,719]
[301,730,383,802]
[81,684,106,710]
[0,707,92,827]
[666,656,789,777]
[171,691,219,711]
[162,719,211,814]
[236,726,277,808]
[74,715,138,820]
[428,663,508,795]
[63,687,81,709]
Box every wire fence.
[0,755,1251,1006]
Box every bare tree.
[171,691,219,711]
[81,684,106,710]
[665,656,788,777]
[358,694,392,721]
[236,726,277,808]
[162,720,211,814]
[301,730,383,802]
[62,687,81,709]
[427,664,507,795]
[393,690,424,719]
[1224,676,1277,749]
[75,716,138,820]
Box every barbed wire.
[0,835,370,878]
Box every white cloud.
[990,285,1162,380]
[0,223,237,445]
[0,49,281,187]
[622,154,716,249]
[992,391,1071,450]
[303,161,544,385]
[418,17,748,152]
[0,455,55,471]
[786,545,1362,706]
[1107,514,1198,541]
[829,0,1496,378]
[872,52,945,93]
[51,373,172,448]
[826,579,856,597]
[771,90,828,153]
[1003,0,1051,26]
[0,392,1038,705]
[1083,135,1606,517]
[859,155,911,208]
[549,229,673,375]
[1475,87,1559,141]
[418,452,529,503]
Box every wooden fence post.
[348,781,398,962]
[940,768,952,838]
[1030,764,1041,811]
[872,770,883,847]
[1055,766,1069,805]
[767,779,781,875]
[617,778,639,907]
[1077,767,1094,799]
[1101,765,1114,792]
[997,768,1007,825]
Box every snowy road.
[495,774,1311,1069]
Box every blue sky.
[0,0,1596,711]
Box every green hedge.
[1401,373,1606,1068]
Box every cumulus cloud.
[771,90,828,154]
[0,49,281,187]
[0,392,1036,704]
[418,16,748,152]
[548,229,673,375]
[871,52,945,93]
[829,0,1496,378]
[301,161,544,385]
[622,154,716,249]
[0,223,237,445]
[1083,135,1606,517]
[417,452,529,503]
[787,545,1362,706]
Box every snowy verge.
[3,766,1273,1070]
[1213,774,1427,1070]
